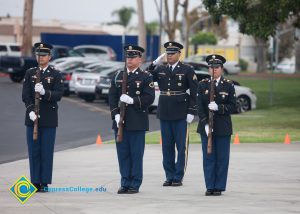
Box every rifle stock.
[207,56,216,154]
[33,47,41,143]
[116,59,128,143]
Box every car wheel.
[84,95,95,103]
[9,73,24,83]
[236,95,251,113]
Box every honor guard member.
[22,42,64,192]
[109,45,155,194]
[147,42,198,187]
[197,54,236,196]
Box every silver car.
[73,45,117,61]
[74,62,123,102]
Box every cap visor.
[210,64,222,68]
[166,50,178,54]
[36,52,49,56]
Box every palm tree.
[112,6,136,59]
[111,6,136,30]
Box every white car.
[275,57,295,74]
[0,43,21,57]
[73,45,116,61]
[74,62,123,102]
[69,61,107,93]
[149,69,256,114]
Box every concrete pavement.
[0,143,300,214]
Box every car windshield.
[56,61,83,71]
[68,49,84,57]
[90,66,114,74]
[10,45,21,52]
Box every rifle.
[207,55,216,154]
[116,56,128,143]
[33,47,41,143]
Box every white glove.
[29,111,37,122]
[35,83,45,95]
[204,124,212,136]
[115,114,120,128]
[208,101,218,111]
[153,53,166,65]
[120,94,134,104]
[186,114,194,123]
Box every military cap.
[164,41,183,54]
[206,54,226,67]
[34,42,53,56]
[124,44,145,58]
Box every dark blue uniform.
[197,76,236,193]
[148,61,198,184]
[109,68,155,192]
[22,65,63,186]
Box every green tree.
[191,32,217,45]
[191,32,217,54]
[111,6,136,28]
[146,21,159,35]
[203,0,300,73]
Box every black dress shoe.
[117,187,128,194]
[163,180,173,186]
[171,181,182,186]
[40,184,48,193]
[205,189,214,196]
[33,183,41,192]
[213,190,222,196]
[127,188,139,194]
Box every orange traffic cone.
[233,134,240,144]
[160,136,162,145]
[96,134,103,145]
[284,133,291,144]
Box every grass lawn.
[107,74,300,144]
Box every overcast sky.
[0,0,202,25]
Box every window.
[84,48,106,54]
[10,45,20,52]
[0,45,8,52]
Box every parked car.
[275,57,295,74]
[0,45,84,83]
[149,62,256,113]
[73,45,117,61]
[185,54,241,74]
[55,59,87,96]
[69,61,106,94]
[74,62,123,102]
[0,43,21,57]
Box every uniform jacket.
[109,68,155,131]
[197,76,236,136]
[22,66,64,127]
[148,61,198,120]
